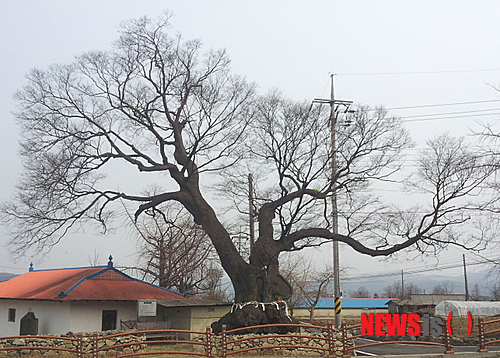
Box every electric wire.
[336,69,500,76]
[343,259,490,282]
[386,99,500,111]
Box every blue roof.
[297,298,390,309]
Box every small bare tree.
[471,283,481,300]
[383,281,402,298]
[281,253,343,320]
[126,201,223,296]
[87,249,102,266]
[350,286,370,298]
[491,283,500,300]
[198,266,231,301]
[432,281,454,295]
[383,281,422,299]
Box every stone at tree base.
[211,304,298,335]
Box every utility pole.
[248,173,255,256]
[401,270,404,299]
[463,254,469,301]
[232,231,248,256]
[313,75,352,328]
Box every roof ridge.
[58,267,186,299]
[58,267,111,298]
[118,271,187,297]
[31,266,107,272]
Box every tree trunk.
[309,306,315,321]
[181,181,292,303]
[180,180,294,332]
[211,304,296,335]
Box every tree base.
[211,303,297,335]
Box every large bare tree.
[1,14,495,329]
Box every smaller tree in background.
[350,286,370,298]
[492,283,500,300]
[281,253,345,320]
[198,265,232,302]
[432,281,454,295]
[383,281,422,299]
[383,281,402,298]
[125,201,224,297]
[471,283,481,300]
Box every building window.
[8,308,16,322]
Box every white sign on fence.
[138,300,157,317]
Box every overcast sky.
[1,1,500,294]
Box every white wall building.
[0,257,197,336]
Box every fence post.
[477,317,487,352]
[327,322,335,358]
[342,321,350,358]
[205,326,213,358]
[92,332,99,358]
[220,325,227,358]
[443,319,453,354]
[76,333,83,358]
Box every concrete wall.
[293,307,389,319]
[69,301,137,333]
[152,305,231,339]
[190,305,231,334]
[0,300,138,337]
[0,299,71,336]
[162,306,191,331]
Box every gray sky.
[1,1,500,293]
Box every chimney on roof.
[29,263,34,272]
[107,255,113,267]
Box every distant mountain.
[0,272,17,282]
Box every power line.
[343,258,492,282]
[403,111,500,123]
[337,69,500,76]
[402,108,500,119]
[386,99,500,111]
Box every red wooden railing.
[0,334,82,357]
[477,316,500,352]
[218,322,336,358]
[0,318,460,357]
[340,318,454,356]
[93,328,213,358]
[0,329,213,358]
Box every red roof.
[0,264,188,301]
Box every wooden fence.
[477,316,500,352]
[340,318,454,356]
[0,319,467,357]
